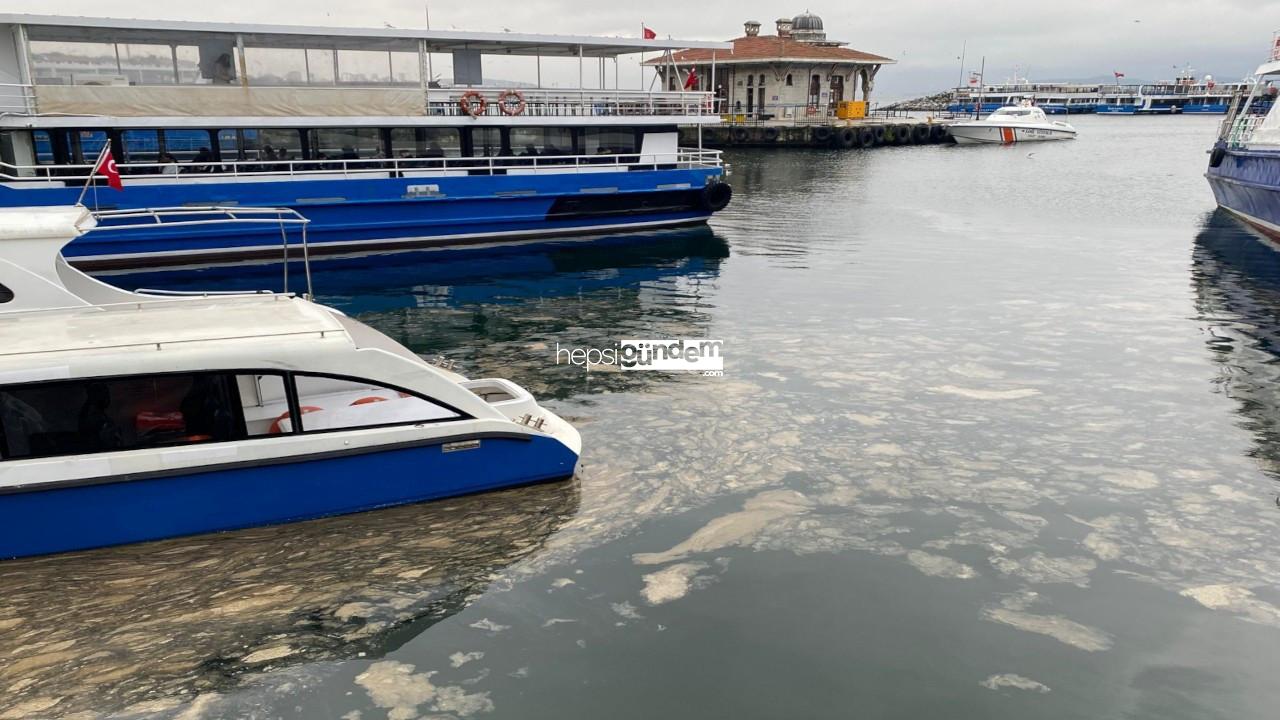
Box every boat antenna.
[975,56,985,120]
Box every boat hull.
[949,124,1076,145]
[0,168,727,270]
[0,432,579,559]
[1206,146,1280,242]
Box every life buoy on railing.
[459,90,487,117]
[350,396,389,406]
[498,89,526,116]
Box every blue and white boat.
[0,14,733,270]
[1206,38,1280,243]
[0,205,581,559]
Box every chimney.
[776,17,792,37]
[744,20,761,37]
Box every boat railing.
[425,88,715,118]
[0,83,37,115]
[0,148,724,182]
[1223,114,1266,148]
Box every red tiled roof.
[642,35,893,65]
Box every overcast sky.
[11,0,1280,99]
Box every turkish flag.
[642,26,656,39]
[683,67,698,90]
[93,145,123,191]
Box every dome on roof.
[791,11,823,31]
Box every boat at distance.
[0,205,581,560]
[948,102,1077,145]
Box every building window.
[747,75,753,86]
[786,74,793,86]
[759,74,766,85]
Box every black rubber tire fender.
[762,126,780,142]
[702,182,733,212]
[871,125,887,143]
[731,127,750,143]
[837,127,858,149]
[812,126,834,143]
[857,128,876,148]
[1208,147,1227,168]
[912,124,930,143]
[929,124,948,142]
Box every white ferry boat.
[0,15,733,270]
[950,69,1252,115]
[0,205,581,559]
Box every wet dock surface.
[5,115,1280,718]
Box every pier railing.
[426,88,715,118]
[0,84,36,115]
[0,148,724,184]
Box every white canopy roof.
[1,13,732,58]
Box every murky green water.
[5,115,1280,719]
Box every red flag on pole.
[1114,71,1125,79]
[642,26,656,39]
[92,142,123,191]
[683,67,698,90]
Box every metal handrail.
[0,148,724,182]
[426,87,714,118]
[0,83,36,114]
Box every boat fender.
[763,127,781,142]
[895,126,913,145]
[871,125,887,143]
[929,124,949,142]
[857,128,876,148]
[269,406,323,434]
[1208,147,1226,168]
[459,90,488,117]
[812,126,833,143]
[702,182,733,212]
[732,127,751,143]
[837,127,858,149]
[498,89,527,116]
[912,124,930,143]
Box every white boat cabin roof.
[0,13,731,57]
[0,294,347,365]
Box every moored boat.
[948,102,1077,145]
[0,14,733,270]
[0,205,581,559]
[1205,37,1280,242]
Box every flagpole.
[74,140,110,208]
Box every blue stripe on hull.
[1206,146,1280,236]
[0,435,578,559]
[0,168,722,265]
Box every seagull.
[1026,151,1036,158]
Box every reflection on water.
[0,480,578,719]
[1191,212,1280,477]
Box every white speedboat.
[949,104,1077,145]
[0,206,581,559]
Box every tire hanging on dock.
[1208,147,1227,168]
[732,127,751,143]
[857,128,876,148]
[912,124,930,143]
[812,126,834,144]
[871,125,887,144]
[836,127,858,149]
[929,124,949,142]
[763,127,781,142]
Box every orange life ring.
[459,90,487,117]
[269,405,323,434]
[497,89,526,116]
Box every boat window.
[235,374,292,436]
[509,128,574,158]
[121,129,160,168]
[242,48,308,86]
[306,49,337,84]
[283,374,461,434]
[163,130,214,163]
[0,373,248,461]
[73,131,108,165]
[243,129,303,166]
[470,128,505,158]
[582,128,637,156]
[217,129,241,160]
[307,128,383,161]
[33,131,55,165]
[389,128,462,159]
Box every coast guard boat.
[1206,35,1280,242]
[0,14,732,270]
[0,205,581,559]
[948,101,1077,145]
